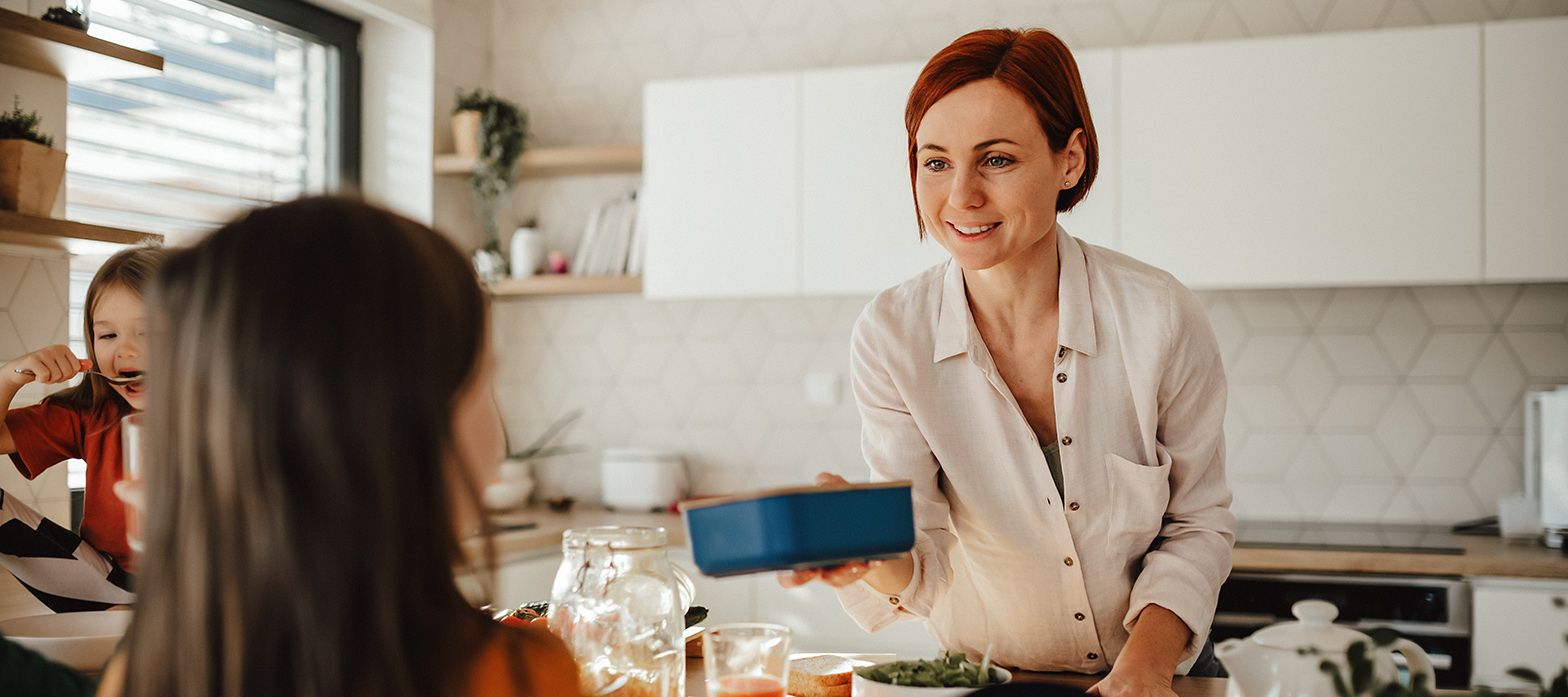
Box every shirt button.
[1064,557,1074,566]
[1057,347,1066,359]
[1087,652,1099,660]
[1056,372,1068,383]
[888,596,899,605]
[1075,612,1086,621]
[1069,502,1080,511]
[1060,436,1072,446]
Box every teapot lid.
[1249,600,1370,653]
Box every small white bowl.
[852,663,1012,697]
[0,610,132,672]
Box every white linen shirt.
[836,227,1235,674]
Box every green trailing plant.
[454,88,529,256]
[1317,629,1433,697]
[0,97,55,148]
[505,409,585,462]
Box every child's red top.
[6,398,135,571]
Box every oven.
[1213,571,1472,689]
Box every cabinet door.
[1484,17,1568,282]
[494,551,564,611]
[1471,577,1568,689]
[643,73,801,299]
[1120,26,1482,289]
[800,62,948,296]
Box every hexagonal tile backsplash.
[494,283,1568,525]
[469,0,1568,524]
[0,245,73,522]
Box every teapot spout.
[1215,638,1270,697]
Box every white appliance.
[600,448,687,513]
[1526,385,1568,547]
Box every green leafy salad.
[854,652,1001,688]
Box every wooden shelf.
[0,7,163,81]
[0,209,162,245]
[488,275,641,297]
[436,144,642,179]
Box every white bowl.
[852,663,1012,697]
[0,610,133,672]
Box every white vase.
[510,227,542,277]
[483,459,535,511]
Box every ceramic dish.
[679,481,914,577]
[852,663,1013,697]
[0,610,132,672]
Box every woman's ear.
[1062,128,1087,182]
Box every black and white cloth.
[0,490,134,612]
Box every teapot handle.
[1390,638,1436,690]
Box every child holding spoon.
[0,245,167,612]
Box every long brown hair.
[46,245,167,411]
[125,198,503,697]
[905,28,1100,233]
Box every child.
[0,246,167,612]
[100,198,583,697]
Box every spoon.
[980,642,994,684]
[14,368,144,386]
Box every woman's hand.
[1087,663,1179,697]
[2,345,90,388]
[1087,605,1191,697]
[776,472,914,592]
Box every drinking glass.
[120,413,144,554]
[703,623,791,697]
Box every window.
[66,0,360,237]
[62,0,359,504]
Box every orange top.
[466,625,587,697]
[95,625,585,697]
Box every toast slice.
[788,654,869,697]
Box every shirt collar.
[932,225,1099,364]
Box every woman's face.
[914,78,1083,273]
[91,283,147,410]
[449,340,504,531]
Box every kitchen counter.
[680,657,1230,697]
[1231,533,1568,579]
[472,506,685,561]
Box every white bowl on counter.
[851,663,1013,697]
[0,610,132,672]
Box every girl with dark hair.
[1,245,167,612]
[783,28,1233,697]
[96,198,583,697]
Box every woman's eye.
[923,159,948,172]
[985,155,1013,168]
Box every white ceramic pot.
[510,227,543,278]
[600,448,687,513]
[0,610,133,672]
[483,459,535,511]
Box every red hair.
[905,28,1099,225]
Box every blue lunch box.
[679,481,916,578]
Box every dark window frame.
[197,0,362,190]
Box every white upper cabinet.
[643,73,802,299]
[1056,48,1118,252]
[1119,26,1483,289]
[1484,17,1568,283]
[800,62,947,296]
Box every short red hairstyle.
[905,28,1099,219]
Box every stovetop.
[1233,521,1467,555]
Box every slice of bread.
[788,655,868,697]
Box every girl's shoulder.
[464,625,585,697]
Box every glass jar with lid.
[549,526,691,697]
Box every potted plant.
[454,88,529,281]
[0,97,67,217]
[483,410,583,512]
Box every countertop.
[679,656,1229,697]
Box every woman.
[100,198,583,697]
[782,28,1234,697]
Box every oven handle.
[1393,652,1452,671]
[1213,612,1279,627]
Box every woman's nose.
[948,168,985,208]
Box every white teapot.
[1215,599,1435,697]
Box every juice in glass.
[710,676,785,697]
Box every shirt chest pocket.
[1104,453,1171,542]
